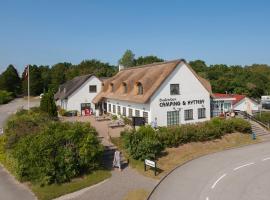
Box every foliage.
[4,108,51,149]
[121,126,164,160]
[111,115,118,120]
[121,116,132,125]
[118,49,135,68]
[0,90,13,104]
[135,56,164,66]
[120,118,251,161]
[22,65,43,96]
[255,112,270,125]
[12,122,103,184]
[189,60,270,98]
[40,90,58,117]
[0,65,21,95]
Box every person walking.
[113,150,122,171]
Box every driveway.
[0,98,39,200]
[149,141,270,200]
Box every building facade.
[55,74,102,115]
[93,60,212,126]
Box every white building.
[93,59,212,126]
[54,74,102,115]
[212,93,259,116]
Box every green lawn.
[31,170,111,200]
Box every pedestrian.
[113,150,122,171]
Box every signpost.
[144,159,157,176]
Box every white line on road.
[211,173,226,189]
[233,162,255,171]
[206,197,209,200]
[262,157,270,161]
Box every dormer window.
[110,83,114,92]
[137,82,143,95]
[122,82,128,93]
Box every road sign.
[144,159,157,176]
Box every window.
[143,111,148,123]
[128,108,133,117]
[117,106,121,115]
[184,109,193,120]
[170,84,180,95]
[123,107,126,116]
[89,85,97,93]
[110,83,114,92]
[167,111,179,126]
[123,82,128,93]
[198,108,206,119]
[108,104,111,112]
[113,105,116,113]
[137,82,143,95]
[135,110,140,117]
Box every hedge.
[0,90,13,104]
[121,118,251,160]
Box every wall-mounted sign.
[159,98,205,107]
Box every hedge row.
[121,118,251,161]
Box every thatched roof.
[93,59,212,104]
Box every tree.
[22,65,43,96]
[135,55,164,66]
[189,60,208,73]
[39,65,51,93]
[118,50,135,68]
[40,90,58,117]
[0,65,21,95]
[50,62,72,91]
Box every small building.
[261,96,270,109]
[54,74,102,115]
[212,93,259,116]
[93,59,212,126]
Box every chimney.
[119,64,124,71]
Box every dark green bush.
[4,108,52,149]
[40,90,58,118]
[121,126,164,161]
[0,90,13,104]
[12,122,103,185]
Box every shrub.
[121,126,164,160]
[12,122,103,185]
[255,112,270,125]
[4,109,52,149]
[40,91,58,118]
[0,90,13,104]
[111,115,118,120]
[121,116,132,125]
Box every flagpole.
[27,65,30,110]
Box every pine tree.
[40,90,58,118]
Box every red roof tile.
[213,93,246,105]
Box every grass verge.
[123,189,150,200]
[31,170,111,200]
[112,132,260,179]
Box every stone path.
[61,116,158,200]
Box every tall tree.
[135,55,164,66]
[0,65,21,95]
[50,62,72,91]
[22,65,43,96]
[118,50,135,68]
[40,90,57,117]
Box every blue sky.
[0,0,270,73]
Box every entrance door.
[81,103,91,116]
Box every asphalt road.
[149,141,270,200]
[0,98,39,200]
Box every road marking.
[262,157,270,161]
[233,162,255,171]
[211,173,226,189]
[206,197,209,200]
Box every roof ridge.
[120,59,185,71]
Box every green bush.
[12,122,103,185]
[4,108,52,149]
[121,118,252,160]
[40,91,58,118]
[255,112,270,125]
[121,126,164,161]
[0,90,13,104]
[121,116,132,125]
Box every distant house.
[212,93,259,116]
[93,59,212,126]
[54,74,102,115]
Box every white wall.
[234,97,259,114]
[66,76,102,113]
[150,63,211,126]
[106,98,150,122]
